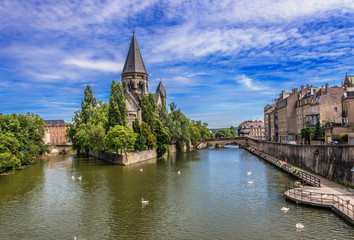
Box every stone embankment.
[243,146,354,226]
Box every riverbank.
[242,145,354,226]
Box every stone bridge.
[196,137,247,149]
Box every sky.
[0,0,353,128]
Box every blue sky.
[0,0,353,128]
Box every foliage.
[313,120,324,141]
[156,104,168,126]
[215,128,232,138]
[153,119,171,157]
[108,80,127,130]
[141,122,157,149]
[89,101,109,129]
[191,120,213,139]
[141,93,157,132]
[230,126,236,137]
[132,118,146,151]
[338,133,348,143]
[0,113,48,173]
[165,103,190,151]
[88,123,106,155]
[301,127,315,144]
[106,125,136,154]
[188,123,201,146]
[80,85,97,124]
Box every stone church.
[121,33,166,127]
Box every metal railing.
[285,185,354,221]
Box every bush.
[338,133,348,143]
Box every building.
[238,121,265,139]
[44,120,68,145]
[121,33,166,127]
[343,72,354,90]
[295,85,319,133]
[264,104,275,141]
[342,91,354,127]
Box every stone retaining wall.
[245,138,354,185]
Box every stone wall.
[90,144,180,166]
[245,138,354,184]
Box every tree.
[106,125,136,154]
[230,126,236,137]
[313,119,324,141]
[157,104,168,126]
[80,85,97,124]
[166,103,190,151]
[88,123,106,155]
[141,93,157,131]
[108,80,127,130]
[188,123,201,146]
[154,119,171,157]
[90,101,109,130]
[74,123,91,154]
[215,128,232,138]
[301,127,315,144]
[132,118,146,151]
[191,120,213,139]
[141,122,157,149]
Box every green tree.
[90,101,109,129]
[154,119,171,157]
[141,122,157,149]
[166,103,190,151]
[230,126,236,137]
[141,93,157,131]
[74,123,91,154]
[301,127,315,144]
[108,80,127,130]
[80,85,97,124]
[157,104,168,126]
[191,120,213,139]
[132,118,146,151]
[313,119,324,141]
[88,123,106,155]
[215,128,232,138]
[188,123,201,146]
[106,125,136,154]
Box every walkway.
[243,146,354,225]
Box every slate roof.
[44,120,66,126]
[122,34,147,75]
[156,81,166,97]
[315,86,346,97]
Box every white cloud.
[63,58,123,73]
[237,75,268,91]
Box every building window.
[334,106,337,112]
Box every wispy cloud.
[63,58,123,73]
[237,75,269,91]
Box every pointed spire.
[156,80,166,97]
[122,34,147,75]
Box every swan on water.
[141,198,149,204]
[247,171,252,176]
[71,176,75,180]
[78,176,82,181]
[177,170,181,175]
[296,223,304,229]
[281,207,289,212]
[248,180,254,184]
[140,168,143,172]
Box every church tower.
[121,32,148,101]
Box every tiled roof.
[44,120,66,126]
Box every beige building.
[342,91,354,126]
[295,85,319,133]
[264,104,274,141]
[238,121,265,139]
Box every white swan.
[141,198,149,204]
[248,180,254,184]
[247,171,252,176]
[296,223,304,229]
[71,176,75,180]
[140,168,143,172]
[177,170,181,175]
[281,207,289,212]
[78,176,82,181]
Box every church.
[121,33,166,127]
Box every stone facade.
[121,34,166,127]
[342,91,354,126]
[238,121,265,139]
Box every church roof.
[122,33,147,75]
[156,81,166,97]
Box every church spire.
[122,34,147,75]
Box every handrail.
[285,185,354,220]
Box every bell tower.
[121,33,148,101]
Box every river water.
[0,146,353,240]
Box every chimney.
[301,85,304,91]
[325,83,329,94]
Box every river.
[0,146,353,239]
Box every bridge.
[196,137,247,149]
